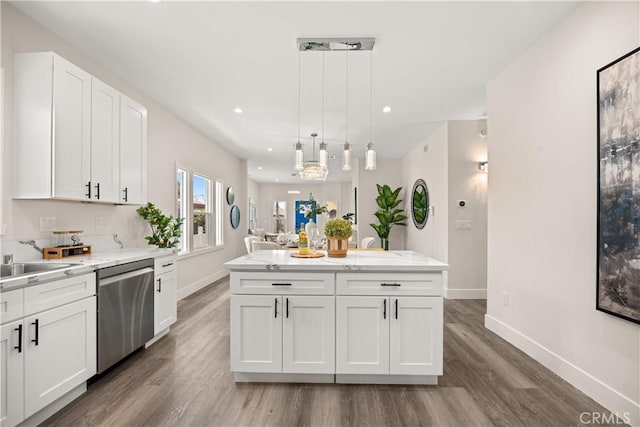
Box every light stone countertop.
[224,250,448,272]
[0,247,176,291]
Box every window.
[176,165,223,254]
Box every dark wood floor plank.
[42,279,625,427]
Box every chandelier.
[294,38,377,181]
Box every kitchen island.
[224,250,448,385]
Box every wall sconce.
[478,161,488,172]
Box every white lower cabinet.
[23,297,96,418]
[153,256,177,336]
[1,320,24,427]
[336,296,443,376]
[230,295,334,374]
[0,273,96,427]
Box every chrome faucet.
[113,234,124,249]
[19,240,43,254]
[3,254,13,265]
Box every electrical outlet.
[501,291,509,306]
[39,216,56,231]
[95,217,104,230]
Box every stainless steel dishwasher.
[97,258,154,373]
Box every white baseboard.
[177,269,228,300]
[485,314,640,427]
[444,286,487,299]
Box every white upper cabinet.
[14,53,91,200]
[90,78,120,202]
[119,95,147,204]
[13,52,147,204]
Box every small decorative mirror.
[230,205,241,229]
[411,179,429,229]
[226,187,235,205]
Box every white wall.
[447,120,488,299]
[1,3,247,298]
[403,122,448,261]
[357,157,405,250]
[486,2,640,425]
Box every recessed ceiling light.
[267,148,273,152]
[234,107,243,114]
[383,106,392,113]
[148,0,162,3]
[275,179,279,182]
[257,166,263,170]
[287,190,301,194]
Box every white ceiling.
[12,1,579,184]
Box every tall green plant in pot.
[370,184,407,250]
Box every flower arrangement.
[298,193,327,220]
[324,218,353,238]
[136,202,184,248]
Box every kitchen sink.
[0,263,78,278]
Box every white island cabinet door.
[90,78,120,203]
[230,295,282,373]
[283,296,334,374]
[119,95,148,204]
[52,54,92,200]
[389,297,443,375]
[23,297,96,418]
[1,320,24,427]
[336,296,389,375]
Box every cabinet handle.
[31,319,39,346]
[162,262,174,268]
[94,182,100,200]
[123,187,128,202]
[383,299,387,319]
[274,298,278,318]
[271,283,292,286]
[14,324,22,353]
[85,181,92,199]
[157,278,162,293]
[395,299,398,320]
[380,283,401,287]
[286,298,289,318]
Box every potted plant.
[324,218,353,257]
[136,202,184,249]
[370,184,408,250]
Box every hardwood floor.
[44,279,624,427]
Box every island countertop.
[224,250,448,272]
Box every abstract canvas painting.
[597,46,640,325]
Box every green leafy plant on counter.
[370,184,407,250]
[136,202,184,248]
[324,218,353,238]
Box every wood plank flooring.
[43,278,625,427]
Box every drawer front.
[336,272,442,296]
[231,272,334,295]
[24,272,96,316]
[0,289,24,324]
[155,255,177,276]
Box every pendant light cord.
[345,50,349,144]
[322,50,325,144]
[297,50,301,144]
[369,49,373,142]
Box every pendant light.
[365,49,377,171]
[342,50,352,171]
